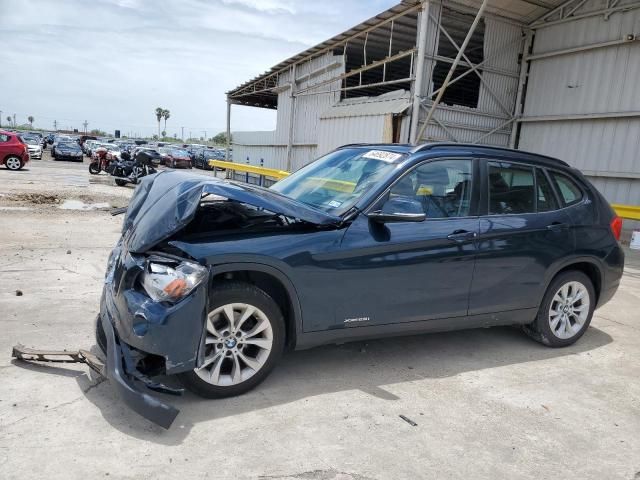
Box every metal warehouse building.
[226,0,640,217]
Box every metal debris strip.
[399,414,418,426]
[11,344,105,376]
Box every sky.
[0,0,397,139]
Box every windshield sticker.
[327,200,342,208]
[362,150,402,163]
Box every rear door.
[469,160,574,315]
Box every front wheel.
[178,282,285,398]
[115,178,127,187]
[89,162,101,174]
[524,271,595,347]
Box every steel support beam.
[225,98,231,161]
[285,64,297,172]
[410,1,431,144]
[414,0,489,144]
[525,35,638,61]
[518,110,640,122]
[510,31,533,148]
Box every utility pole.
[203,130,207,142]
[181,126,184,141]
[53,120,58,131]
[0,110,3,128]
[83,120,88,133]
[12,114,16,128]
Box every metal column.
[409,0,430,144]
[285,64,297,172]
[225,98,231,162]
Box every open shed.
[226,0,640,211]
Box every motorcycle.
[89,147,111,174]
[106,150,157,187]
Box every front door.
[333,158,479,328]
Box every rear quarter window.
[550,172,583,206]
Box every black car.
[192,147,226,169]
[97,143,624,428]
[53,141,83,161]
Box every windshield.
[271,148,402,215]
[172,149,188,156]
[22,137,39,145]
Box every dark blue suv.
[97,143,624,427]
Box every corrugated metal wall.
[518,0,640,207]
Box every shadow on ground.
[11,325,612,445]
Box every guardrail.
[209,159,640,221]
[208,159,289,187]
[612,204,640,221]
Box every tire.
[524,271,595,347]
[115,179,127,187]
[178,282,285,398]
[89,162,101,174]
[5,156,23,171]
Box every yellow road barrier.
[208,160,290,180]
[612,204,640,221]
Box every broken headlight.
[141,261,208,303]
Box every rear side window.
[536,169,559,212]
[0,134,9,142]
[488,162,535,214]
[551,172,583,206]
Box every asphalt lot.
[1,154,639,480]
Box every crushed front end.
[97,239,210,428]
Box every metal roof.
[227,0,569,108]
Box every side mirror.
[368,196,426,223]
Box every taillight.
[610,215,623,241]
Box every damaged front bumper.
[96,245,209,428]
[96,312,180,429]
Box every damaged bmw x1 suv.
[97,143,624,427]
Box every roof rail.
[410,142,569,167]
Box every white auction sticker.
[362,150,402,162]
[327,200,342,208]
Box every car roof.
[336,142,569,168]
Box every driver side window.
[387,159,473,218]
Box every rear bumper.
[97,310,179,429]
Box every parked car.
[96,143,624,428]
[53,141,83,162]
[51,135,75,157]
[191,147,224,169]
[21,135,43,159]
[0,130,30,170]
[163,148,192,169]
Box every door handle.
[546,222,568,231]
[447,230,477,242]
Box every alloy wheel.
[195,303,274,386]
[6,157,21,170]
[548,281,590,339]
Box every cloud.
[0,0,398,137]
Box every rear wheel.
[524,271,595,347]
[178,282,285,398]
[115,179,127,187]
[5,156,23,170]
[89,162,101,174]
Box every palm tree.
[155,107,163,138]
[28,116,34,128]
[162,109,170,136]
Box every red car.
[164,148,192,169]
[0,130,30,170]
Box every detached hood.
[123,171,341,253]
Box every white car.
[22,137,43,160]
